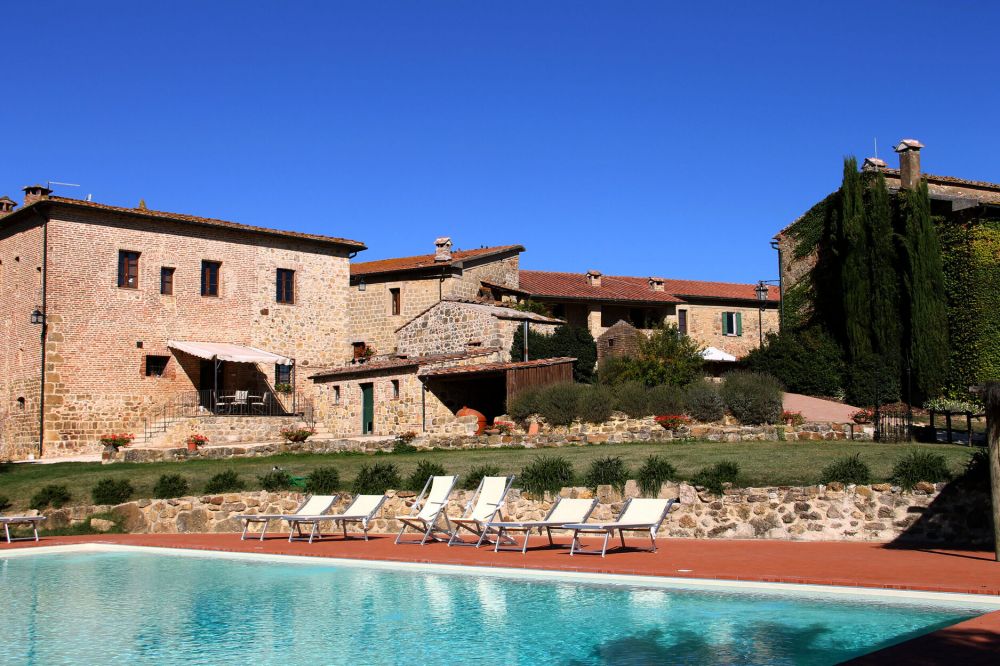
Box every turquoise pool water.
[0,549,991,665]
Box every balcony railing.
[143,389,313,441]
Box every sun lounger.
[1,516,46,543]
[235,494,338,542]
[564,497,677,557]
[487,497,599,554]
[283,494,350,543]
[325,494,389,541]
[447,475,515,548]
[394,475,458,545]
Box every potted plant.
[781,410,805,428]
[100,433,134,461]
[185,433,209,451]
[274,382,293,394]
[280,426,317,443]
[851,408,875,425]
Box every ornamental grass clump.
[305,467,341,494]
[461,464,503,490]
[519,456,575,496]
[891,450,952,490]
[684,380,725,422]
[352,462,402,495]
[91,478,134,505]
[405,460,448,491]
[819,453,871,485]
[720,371,783,425]
[204,470,245,494]
[583,456,630,492]
[153,474,190,499]
[637,455,677,497]
[30,485,71,510]
[692,461,741,495]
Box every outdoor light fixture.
[755,282,769,346]
[754,282,769,302]
[358,277,366,292]
[30,308,45,325]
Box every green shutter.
[721,313,728,335]
[736,312,743,336]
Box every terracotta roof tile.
[308,350,498,380]
[351,245,524,277]
[418,356,576,378]
[519,271,778,303]
[5,196,366,249]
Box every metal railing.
[142,389,313,441]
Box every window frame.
[391,379,400,399]
[160,266,175,296]
[144,355,170,377]
[677,309,688,335]
[276,268,295,305]
[118,250,140,289]
[390,287,401,316]
[333,386,341,404]
[722,311,743,337]
[201,260,221,297]
[275,363,293,385]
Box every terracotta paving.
[783,392,859,423]
[4,533,1000,662]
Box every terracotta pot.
[187,441,199,451]
[456,406,487,435]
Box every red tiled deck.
[5,533,1000,662]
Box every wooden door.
[361,383,374,435]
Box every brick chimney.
[22,184,52,206]
[862,157,887,172]
[0,195,16,217]
[894,139,924,190]
[648,277,665,292]
[434,237,453,262]
[586,270,602,287]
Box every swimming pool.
[1,545,996,665]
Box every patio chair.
[235,494,338,542]
[325,494,389,541]
[393,475,459,545]
[447,475,516,548]
[249,392,269,415]
[487,497,598,554]
[231,390,249,414]
[564,497,677,557]
[1,516,46,543]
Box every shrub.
[30,485,72,510]
[583,456,630,491]
[961,449,990,490]
[405,460,448,491]
[576,384,614,423]
[305,467,341,494]
[647,384,686,415]
[507,388,542,422]
[461,464,503,490]
[0,495,10,512]
[781,410,805,427]
[392,439,418,454]
[684,381,725,422]
[91,478,134,505]
[257,469,294,491]
[845,353,901,408]
[721,371,783,425]
[536,383,584,426]
[637,455,677,497]
[280,427,316,443]
[654,414,690,430]
[153,474,189,499]
[614,381,650,418]
[352,462,402,495]
[597,356,634,386]
[692,461,740,495]
[891,450,952,490]
[511,324,598,383]
[819,453,871,485]
[850,408,875,424]
[923,398,983,414]
[743,327,845,398]
[204,470,245,494]
[519,456,575,495]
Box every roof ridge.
[352,244,523,267]
[520,269,762,289]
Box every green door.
[361,383,374,435]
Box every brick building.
[0,186,364,459]
[516,270,780,358]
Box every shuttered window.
[722,312,743,336]
[118,251,140,289]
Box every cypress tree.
[865,171,901,374]
[899,181,949,399]
[838,157,872,362]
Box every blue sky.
[2,1,998,282]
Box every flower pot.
[101,445,118,462]
[187,442,199,452]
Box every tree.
[838,157,873,362]
[866,171,902,377]
[596,324,704,387]
[743,327,845,397]
[510,324,597,383]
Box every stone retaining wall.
[27,481,988,545]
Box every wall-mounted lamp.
[30,308,45,325]
[358,277,366,292]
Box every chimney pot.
[862,157,887,172]
[648,277,665,292]
[586,270,602,287]
[0,195,16,217]
[893,139,924,190]
[434,237,453,262]
[21,184,52,206]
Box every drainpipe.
[421,383,427,432]
[37,214,49,458]
[522,320,529,362]
[770,239,784,331]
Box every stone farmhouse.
[0,186,364,459]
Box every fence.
[874,405,912,443]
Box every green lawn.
[0,440,978,511]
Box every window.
[275,364,292,386]
[607,338,615,348]
[160,267,175,295]
[722,311,743,336]
[201,260,220,297]
[276,268,295,304]
[353,342,367,360]
[118,250,140,289]
[333,386,341,404]
[17,396,25,410]
[390,288,401,316]
[145,355,170,377]
[391,379,400,399]
[677,309,688,335]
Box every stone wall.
[27,480,990,545]
[673,302,780,358]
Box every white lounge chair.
[564,497,677,557]
[487,497,599,554]
[394,475,458,545]
[447,475,515,548]
[283,494,352,543]
[325,494,389,541]
[235,494,338,542]
[1,516,46,543]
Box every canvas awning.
[167,340,293,365]
[701,346,737,362]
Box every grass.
[0,440,976,511]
